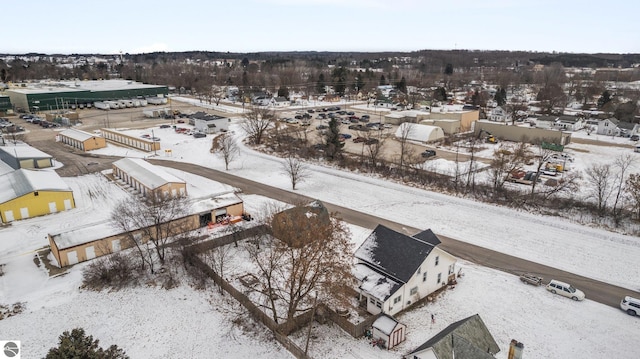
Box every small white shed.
[371,314,406,350]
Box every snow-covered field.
[1,99,640,358]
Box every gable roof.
[408,314,500,359]
[59,128,100,142]
[112,158,185,190]
[0,169,72,204]
[355,224,440,284]
[0,144,52,159]
[372,314,402,336]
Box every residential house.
[272,96,289,107]
[0,169,75,223]
[354,225,457,316]
[554,116,583,131]
[597,118,620,136]
[404,314,500,359]
[488,106,511,123]
[531,115,558,129]
[371,315,406,350]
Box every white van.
[620,296,640,316]
[546,279,585,301]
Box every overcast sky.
[6,0,638,55]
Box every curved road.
[150,159,640,310]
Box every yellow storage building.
[0,169,75,223]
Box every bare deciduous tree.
[203,244,233,295]
[245,203,353,323]
[488,142,531,193]
[612,154,635,223]
[281,155,310,190]
[626,173,640,221]
[241,105,276,145]
[110,195,191,273]
[396,122,415,172]
[585,163,613,216]
[212,133,239,170]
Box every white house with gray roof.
[354,225,457,316]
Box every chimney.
[507,339,524,359]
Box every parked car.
[316,124,328,130]
[287,118,300,124]
[346,111,355,116]
[339,133,352,139]
[353,136,366,143]
[546,279,585,301]
[365,138,379,145]
[631,135,639,141]
[341,119,351,125]
[421,150,436,158]
[159,124,171,129]
[620,296,640,316]
[193,132,206,138]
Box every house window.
[435,256,439,266]
[410,287,418,295]
[393,296,402,304]
[437,273,442,284]
[417,266,421,275]
[422,272,427,282]
[34,191,39,196]
[449,264,455,275]
[376,301,382,308]
[369,297,375,305]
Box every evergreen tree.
[241,57,249,68]
[45,328,129,359]
[277,87,289,99]
[433,86,448,102]
[379,74,386,86]
[395,76,407,94]
[316,73,326,94]
[495,87,507,106]
[331,67,347,96]
[324,117,343,161]
[444,63,454,75]
[597,90,612,109]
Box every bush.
[81,253,134,290]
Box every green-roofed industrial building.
[5,79,168,112]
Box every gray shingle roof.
[407,314,500,359]
[354,224,439,284]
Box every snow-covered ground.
[1,101,640,358]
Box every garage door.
[36,158,51,168]
[67,251,78,265]
[64,199,72,210]
[3,210,14,222]
[85,246,96,260]
[19,159,34,169]
[112,239,121,252]
[20,207,29,219]
[48,202,57,213]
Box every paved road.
[150,159,640,310]
[14,107,639,310]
